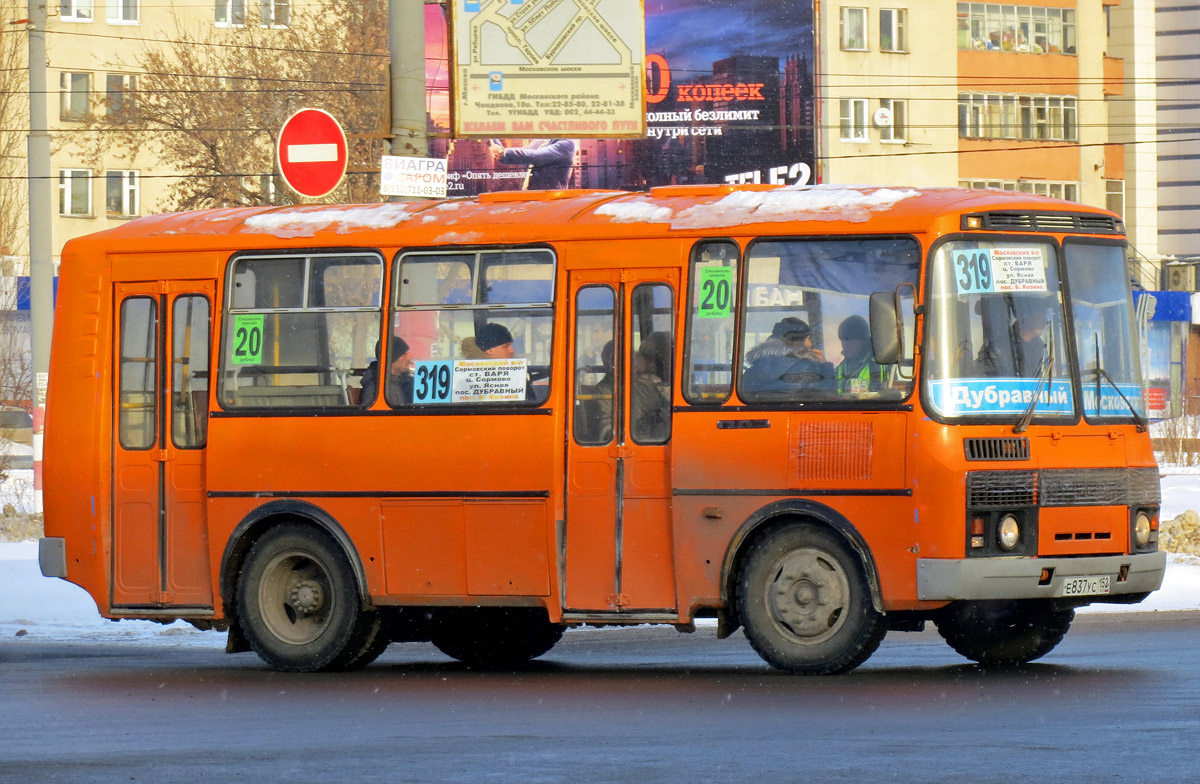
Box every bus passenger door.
[112,282,214,609]
[565,270,678,614]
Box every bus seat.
[228,384,349,408]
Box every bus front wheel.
[431,608,566,668]
[935,600,1074,666]
[736,524,886,675]
[237,525,383,672]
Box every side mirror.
[869,291,901,365]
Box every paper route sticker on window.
[697,266,734,318]
[413,358,527,403]
[230,314,264,365]
[953,247,1047,295]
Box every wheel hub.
[288,579,324,615]
[766,549,851,645]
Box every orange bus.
[39,185,1164,674]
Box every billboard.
[425,0,816,196]
[450,0,647,138]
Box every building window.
[107,0,138,23]
[106,74,136,118]
[106,171,139,217]
[59,170,92,216]
[958,93,1076,141]
[961,179,1079,203]
[880,9,908,52]
[840,98,868,141]
[957,4,1077,54]
[840,7,867,51]
[60,1,93,21]
[878,99,906,142]
[260,0,289,27]
[59,72,90,122]
[215,0,245,26]
[1105,180,1125,217]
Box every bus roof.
[68,185,1123,256]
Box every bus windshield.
[1064,240,1146,421]
[925,239,1074,422]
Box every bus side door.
[564,269,679,614]
[111,281,214,609]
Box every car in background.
[0,406,32,446]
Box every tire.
[431,608,566,668]
[236,524,380,672]
[736,524,886,675]
[935,600,1074,666]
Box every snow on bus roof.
[240,203,420,237]
[595,185,921,229]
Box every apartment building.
[819,1,1144,230]
[49,2,302,255]
[1153,0,1200,414]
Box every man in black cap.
[475,322,515,358]
[359,336,414,405]
[474,322,546,402]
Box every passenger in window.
[475,322,547,403]
[593,340,616,441]
[476,323,516,358]
[742,318,835,395]
[976,298,1049,378]
[361,336,414,405]
[631,332,671,442]
[834,315,890,394]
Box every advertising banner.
[451,0,646,138]
[425,1,816,196]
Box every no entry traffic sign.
[276,108,348,198]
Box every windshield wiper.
[1013,322,1053,434]
[1085,339,1148,432]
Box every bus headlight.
[1134,512,1152,548]
[998,514,1021,550]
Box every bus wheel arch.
[219,501,374,664]
[719,501,885,639]
[727,507,887,674]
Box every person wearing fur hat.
[742,317,835,395]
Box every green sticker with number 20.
[698,266,734,319]
[231,314,264,365]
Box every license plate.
[1058,574,1111,597]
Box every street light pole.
[27,0,53,513]
[390,0,429,159]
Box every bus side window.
[220,253,383,409]
[683,241,739,405]
[630,284,674,445]
[171,295,210,448]
[573,286,616,445]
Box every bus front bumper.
[917,551,1166,602]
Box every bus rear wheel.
[431,608,566,668]
[935,600,1074,666]
[736,524,886,675]
[237,525,381,672]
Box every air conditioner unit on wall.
[1165,265,1196,292]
